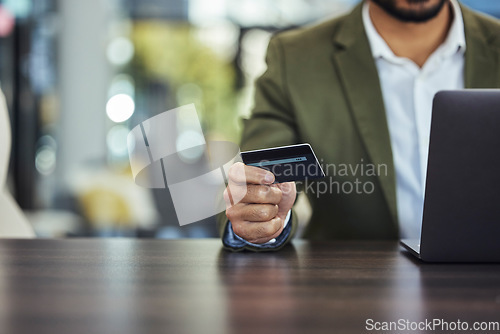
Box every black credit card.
[240,143,325,183]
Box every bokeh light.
[107,125,130,157]
[0,6,15,37]
[35,146,57,175]
[176,130,205,163]
[106,93,135,123]
[107,37,134,66]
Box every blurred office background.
[1,0,498,238]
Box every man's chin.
[371,0,448,23]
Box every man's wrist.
[222,210,293,251]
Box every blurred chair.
[0,88,35,238]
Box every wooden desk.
[0,239,499,334]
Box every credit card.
[240,143,325,183]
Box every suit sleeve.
[217,36,300,251]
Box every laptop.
[401,90,500,262]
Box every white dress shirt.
[362,0,466,239]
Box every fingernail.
[264,172,274,183]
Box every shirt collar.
[362,0,466,62]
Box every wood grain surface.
[0,239,499,334]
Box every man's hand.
[224,162,296,244]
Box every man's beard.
[371,0,448,23]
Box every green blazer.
[220,2,500,250]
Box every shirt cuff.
[223,210,292,250]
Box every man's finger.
[227,203,278,222]
[248,220,285,244]
[232,216,283,241]
[228,162,274,185]
[227,184,282,206]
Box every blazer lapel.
[462,6,500,88]
[330,4,398,227]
